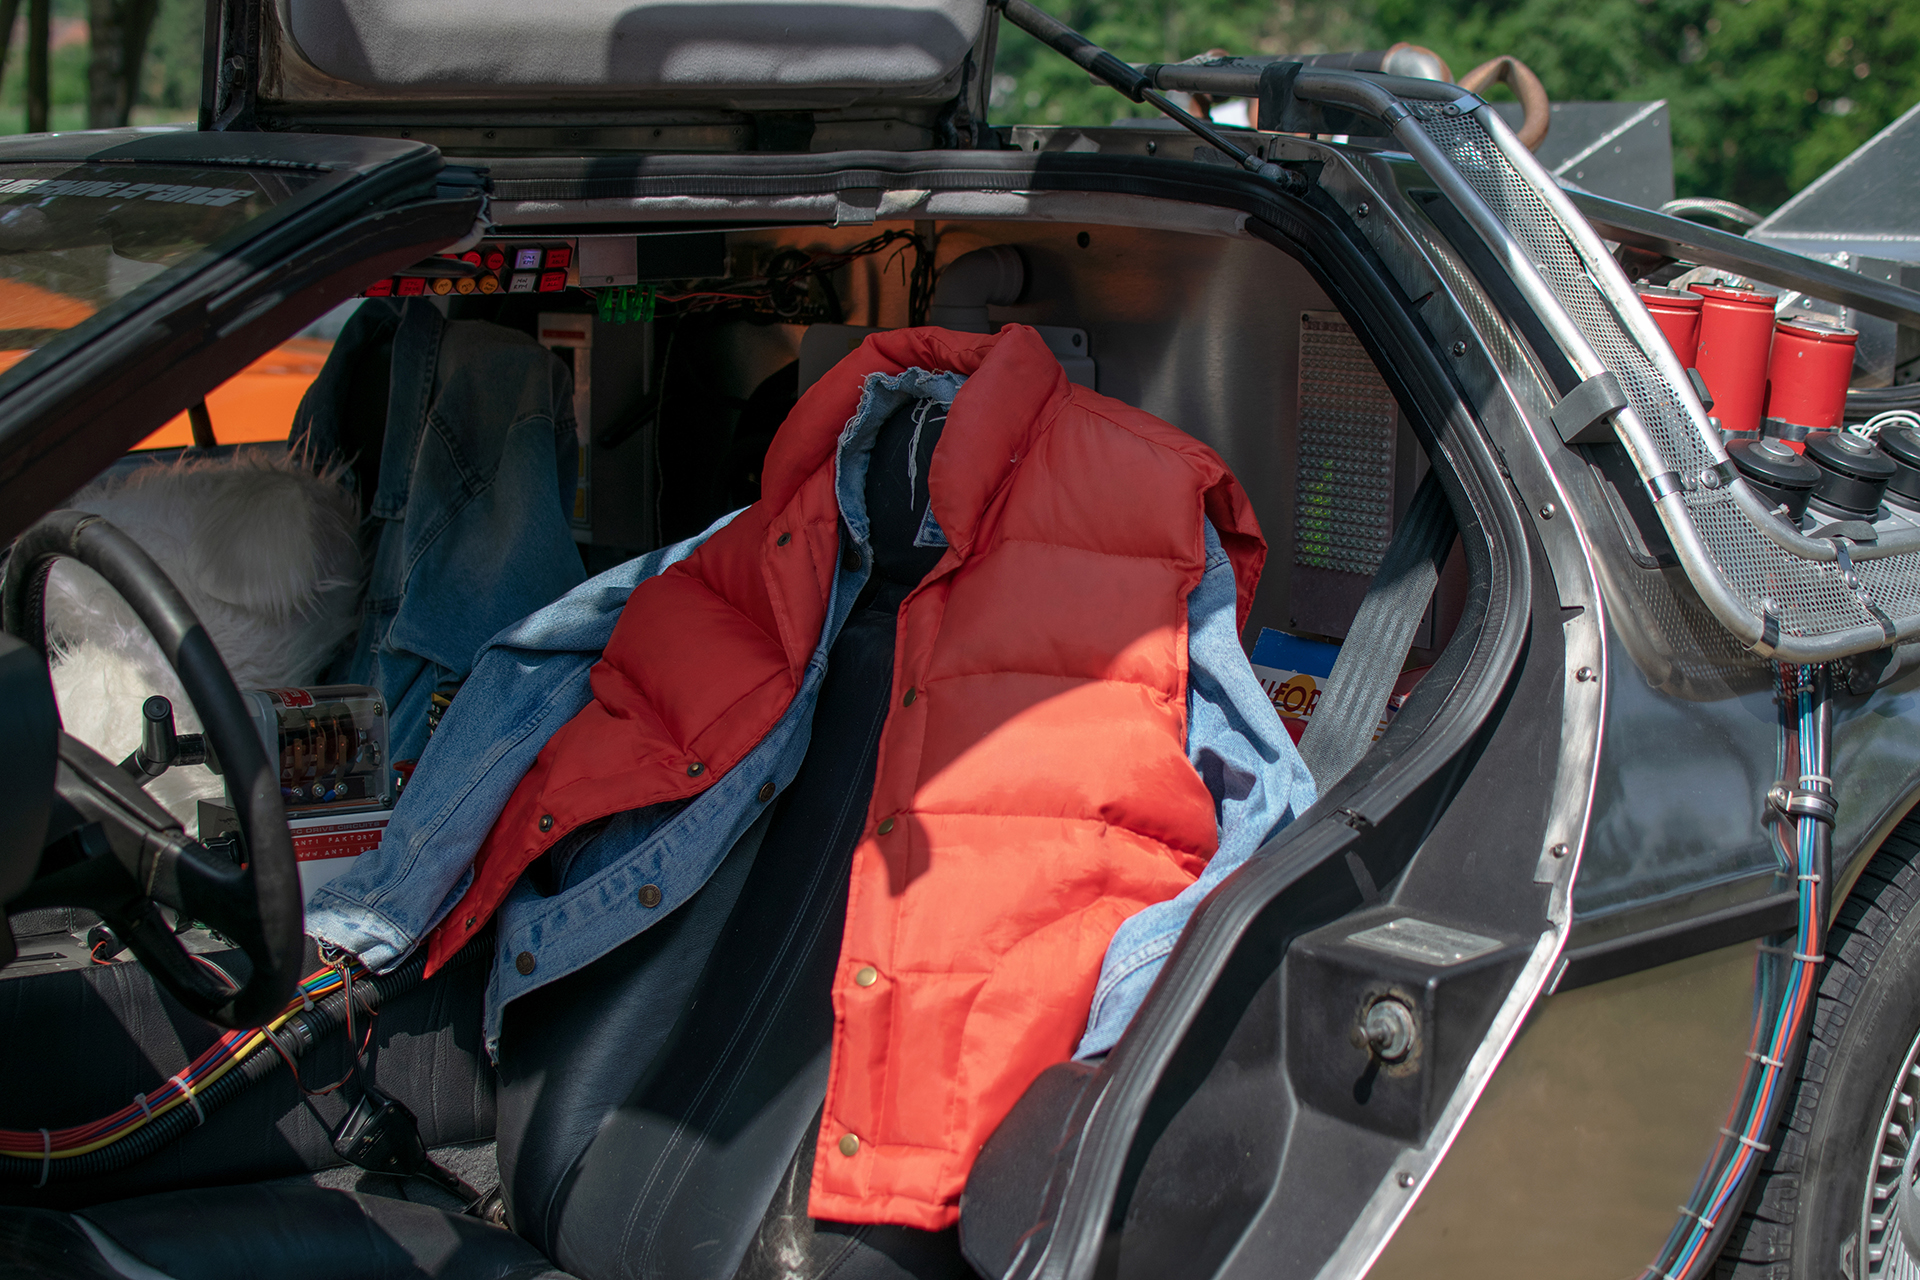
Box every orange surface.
[0,278,96,330]
[135,337,333,449]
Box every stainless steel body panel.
[344,94,1920,1276]
[1278,128,1920,1270]
[7,88,1917,1271]
[1369,942,1762,1279]
[469,129,1920,1274]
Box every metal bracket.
[1647,471,1686,501]
[1686,367,1715,411]
[1548,371,1630,446]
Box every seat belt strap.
[1295,471,1457,790]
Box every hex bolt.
[1363,997,1417,1063]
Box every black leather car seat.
[0,395,980,1280]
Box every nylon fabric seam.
[634,674,891,1269]
[979,535,1194,566]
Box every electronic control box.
[241,685,394,813]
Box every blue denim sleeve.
[1075,520,1315,1058]
[305,511,743,970]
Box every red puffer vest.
[427,325,1264,1228]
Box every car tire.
[1717,813,1920,1280]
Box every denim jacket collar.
[306,363,1312,1062]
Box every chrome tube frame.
[1285,68,1920,662]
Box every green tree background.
[0,0,199,134]
[992,0,1920,213]
[0,0,1909,213]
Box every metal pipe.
[1458,56,1550,150]
[1290,69,1920,658]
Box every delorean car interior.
[0,204,1482,1274]
[0,69,1502,1280]
[6,1,1919,1279]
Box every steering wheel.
[2,510,303,1029]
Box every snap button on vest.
[838,1134,860,1157]
[638,884,662,908]
[877,817,895,835]
[537,814,553,832]
[902,687,917,706]
[514,951,536,975]
[687,762,704,777]
[843,541,861,571]
[776,532,791,546]
[855,966,879,987]
[758,781,776,802]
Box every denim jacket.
[308,368,1314,1060]
[295,299,585,765]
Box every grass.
[0,103,197,135]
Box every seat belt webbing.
[1295,470,1458,791]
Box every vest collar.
[764,326,1069,557]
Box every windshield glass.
[0,161,325,381]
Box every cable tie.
[36,1131,49,1189]
[301,990,315,1012]
[170,1073,205,1126]
[1793,950,1826,964]
[1798,873,1823,883]
[1677,1203,1717,1229]
[1746,1051,1787,1068]
[1757,943,1795,957]
[1719,1127,1771,1153]
[133,1092,151,1119]
[1799,773,1832,787]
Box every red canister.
[1637,285,1704,367]
[1765,316,1858,434]
[1691,283,1777,435]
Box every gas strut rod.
[989,0,1278,179]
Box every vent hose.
[1459,56,1550,151]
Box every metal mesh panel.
[1296,312,1399,575]
[1413,106,1898,652]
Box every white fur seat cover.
[44,450,365,830]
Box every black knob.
[1878,426,1920,508]
[136,696,179,777]
[1805,430,1897,518]
[1729,438,1821,521]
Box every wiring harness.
[0,939,477,1187]
[590,228,935,328]
[1847,383,1920,426]
[1648,663,1834,1280]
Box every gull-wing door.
[204,0,997,152]
[0,128,479,541]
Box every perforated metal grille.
[1413,106,1901,653]
[1297,312,1399,575]
[1689,497,1873,632]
